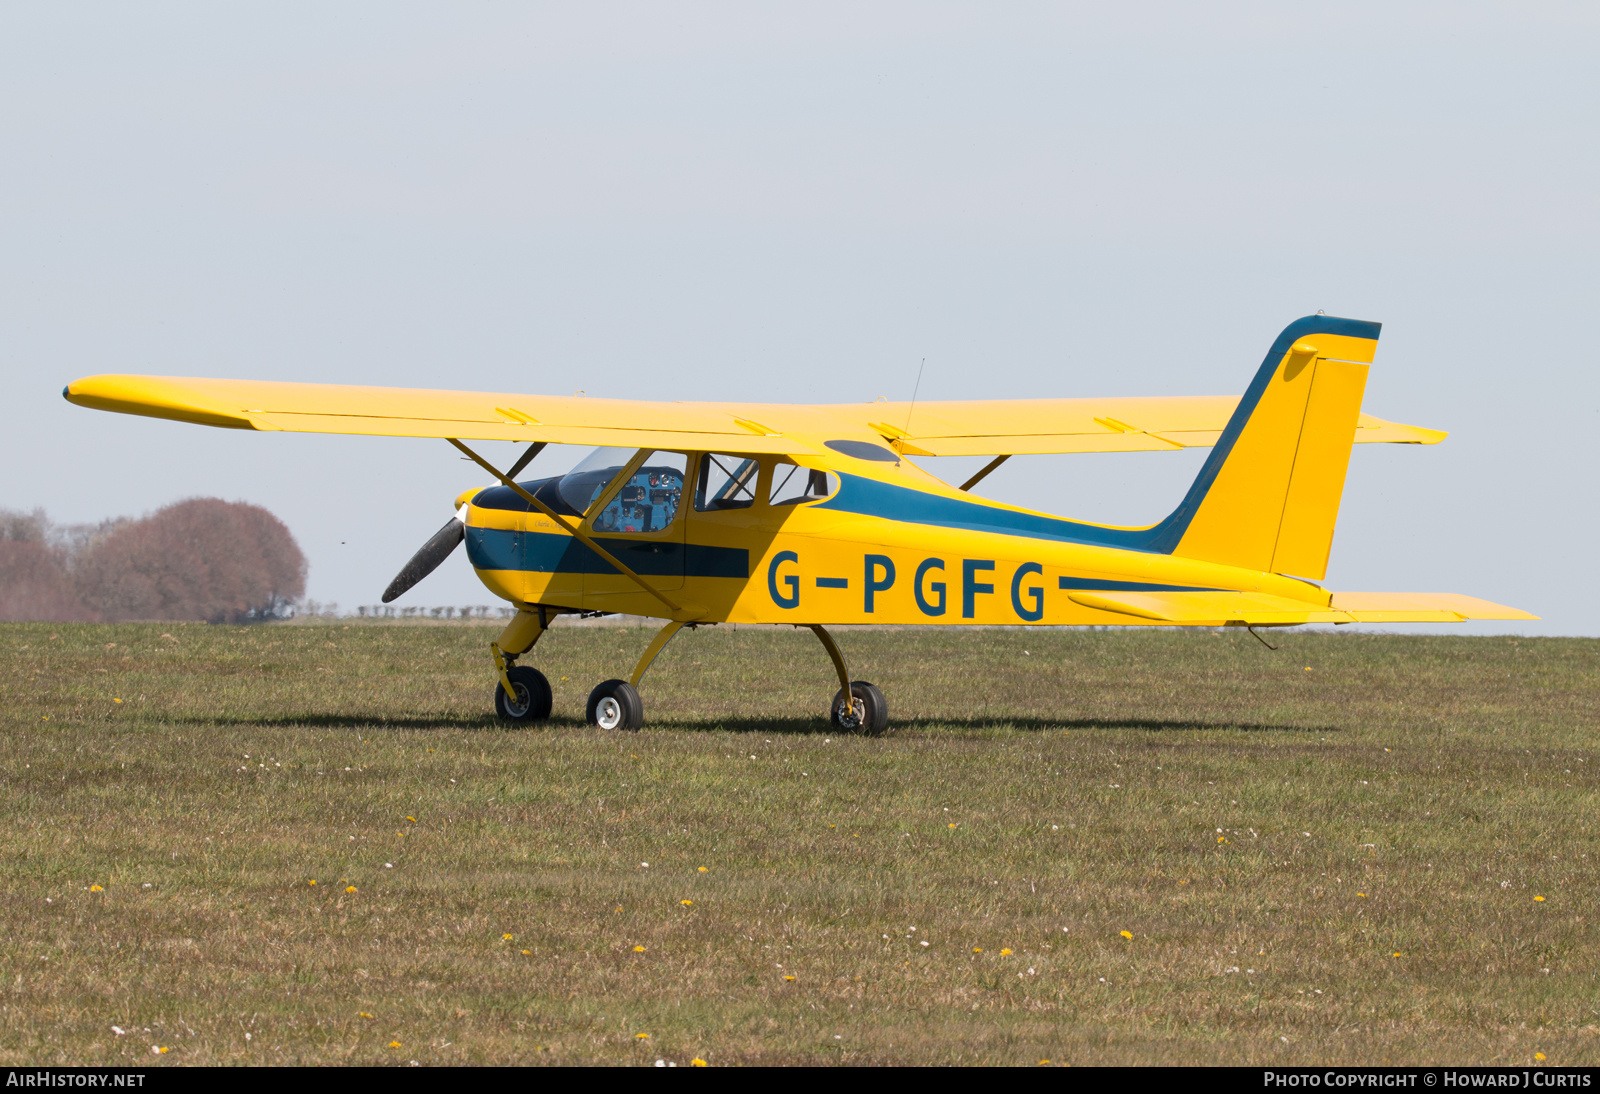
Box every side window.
[695,453,759,511]
[768,461,838,506]
[590,452,686,534]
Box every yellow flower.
[1120,930,1133,940]
[635,1033,650,1039]
[308,880,317,886]
[522,950,531,955]
[972,947,983,953]
[152,1046,167,1054]
[698,866,708,873]
[680,900,693,906]
[1357,892,1367,897]
[691,1058,708,1067]
[345,886,357,894]
[388,1041,402,1048]
[783,975,795,981]
[359,1012,374,1019]
[113,698,123,704]
[1536,1053,1546,1061]
[406,816,416,823]
[1534,895,1546,902]
[1000,949,1013,956]
[89,884,104,893]
[948,823,957,829]
[502,933,514,940]
[1392,952,1403,957]
[1039,1059,1051,1065]
[633,945,646,952]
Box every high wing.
[864,397,1444,456]
[63,375,1443,457]
[62,375,813,454]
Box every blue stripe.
[814,475,1165,548]
[465,527,747,578]
[815,314,1380,554]
[1056,577,1220,593]
[815,577,849,588]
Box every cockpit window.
[695,453,759,511]
[768,461,838,506]
[558,446,637,514]
[589,451,687,534]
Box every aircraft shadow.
[647,715,1340,736]
[166,713,1337,735]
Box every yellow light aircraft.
[64,315,1533,733]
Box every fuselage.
[460,447,1327,627]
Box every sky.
[1,2,1593,633]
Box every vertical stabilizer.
[1166,316,1379,579]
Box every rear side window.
[768,461,838,506]
[695,453,759,511]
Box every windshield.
[557,446,637,514]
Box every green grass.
[1,620,1597,1065]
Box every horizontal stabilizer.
[1328,592,1539,623]
[1067,589,1536,626]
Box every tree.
[74,498,306,623]
[0,509,99,621]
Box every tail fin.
[1161,315,1381,579]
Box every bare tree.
[0,510,99,621]
[74,498,307,623]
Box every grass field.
[1,619,1596,1066]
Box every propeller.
[382,506,467,604]
[381,443,544,604]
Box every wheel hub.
[836,696,864,729]
[504,683,531,718]
[596,695,624,731]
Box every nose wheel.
[495,665,553,723]
[587,679,644,732]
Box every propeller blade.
[382,512,466,603]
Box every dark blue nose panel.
[470,476,583,516]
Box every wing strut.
[959,454,1009,492]
[447,438,686,616]
[504,441,547,480]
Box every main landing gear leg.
[808,624,888,736]
[587,619,685,733]
[491,607,553,723]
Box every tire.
[830,680,888,736]
[494,665,553,723]
[586,678,644,732]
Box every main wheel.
[830,680,888,736]
[586,678,644,732]
[494,665,553,723]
